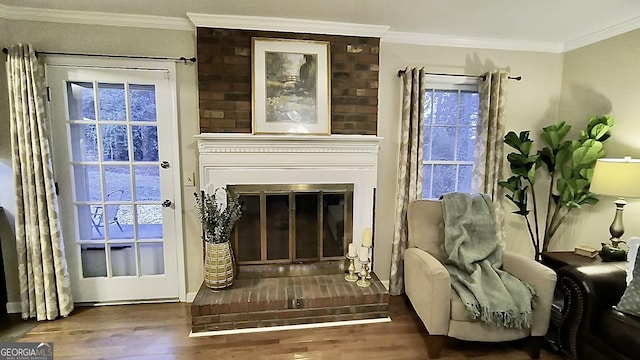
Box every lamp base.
[608,199,626,241]
[610,238,626,248]
[600,242,628,262]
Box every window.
[422,77,479,199]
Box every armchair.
[556,263,638,360]
[404,199,557,358]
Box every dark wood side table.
[541,251,605,271]
[540,251,604,352]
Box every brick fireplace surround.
[196,27,380,135]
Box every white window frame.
[422,75,479,199]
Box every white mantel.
[196,133,382,250]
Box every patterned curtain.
[389,68,425,296]
[472,71,508,239]
[6,44,74,320]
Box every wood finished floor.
[17,296,565,360]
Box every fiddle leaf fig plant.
[499,115,614,260]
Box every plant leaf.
[504,131,523,151]
[539,147,555,172]
[573,140,604,166]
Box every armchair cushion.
[595,309,640,357]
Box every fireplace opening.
[229,184,353,277]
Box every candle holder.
[345,254,358,282]
[357,259,371,287]
[364,246,372,279]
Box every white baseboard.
[6,301,21,314]
[381,280,389,290]
[186,292,197,303]
[189,317,391,337]
[6,293,199,312]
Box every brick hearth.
[190,273,389,333]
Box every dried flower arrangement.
[194,188,242,244]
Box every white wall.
[553,29,640,251]
[375,42,564,280]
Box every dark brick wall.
[197,28,379,135]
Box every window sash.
[422,83,478,199]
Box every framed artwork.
[252,38,331,135]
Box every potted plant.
[194,187,242,289]
[499,115,614,260]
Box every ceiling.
[2,0,640,51]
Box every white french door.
[46,59,182,303]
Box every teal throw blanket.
[441,192,535,329]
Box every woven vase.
[204,241,235,290]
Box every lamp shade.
[590,158,640,198]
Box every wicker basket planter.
[204,241,235,290]
[195,188,242,290]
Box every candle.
[362,228,372,247]
[216,187,227,211]
[348,243,357,257]
[358,246,369,262]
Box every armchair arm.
[404,247,451,335]
[503,251,557,337]
[556,263,627,359]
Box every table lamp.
[590,157,640,248]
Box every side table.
[540,251,603,353]
[541,251,605,270]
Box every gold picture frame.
[252,38,331,135]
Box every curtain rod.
[397,69,521,81]
[2,48,196,64]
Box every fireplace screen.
[229,184,353,265]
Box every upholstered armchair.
[404,199,557,359]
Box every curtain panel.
[389,68,425,296]
[472,71,508,239]
[6,44,74,320]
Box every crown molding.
[563,15,640,52]
[186,13,389,37]
[382,31,564,53]
[2,3,637,52]
[0,3,193,31]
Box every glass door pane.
[67,80,165,278]
[295,193,318,259]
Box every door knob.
[162,200,172,208]
[161,161,170,169]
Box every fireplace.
[197,133,381,272]
[229,183,353,276]
[192,134,387,334]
